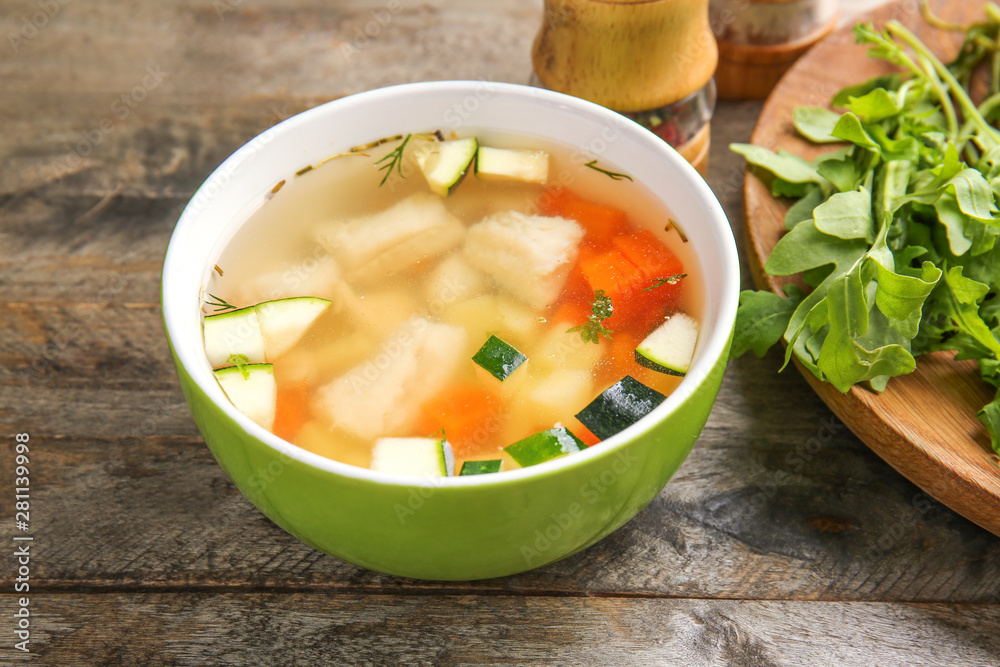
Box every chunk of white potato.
[312,317,467,440]
[524,368,594,426]
[424,253,488,308]
[279,330,377,385]
[242,254,343,304]
[347,286,421,339]
[443,294,541,357]
[317,193,465,284]
[462,210,583,310]
[531,324,605,373]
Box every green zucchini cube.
[504,426,584,468]
[574,375,666,440]
[472,334,527,381]
[459,459,503,476]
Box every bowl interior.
[162,81,740,486]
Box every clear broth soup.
[205,129,703,475]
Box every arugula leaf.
[794,107,843,143]
[765,219,870,370]
[874,159,912,226]
[816,260,916,392]
[817,153,868,193]
[785,187,825,230]
[976,391,1000,449]
[833,74,904,107]
[946,169,997,220]
[934,191,977,255]
[731,144,829,187]
[813,188,874,241]
[873,260,941,321]
[845,87,904,123]
[866,125,920,162]
[933,266,1000,356]
[772,178,813,199]
[831,113,882,154]
[731,10,1000,453]
[731,286,805,359]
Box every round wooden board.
[744,0,1000,536]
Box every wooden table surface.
[1,0,999,665]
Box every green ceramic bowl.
[162,81,739,580]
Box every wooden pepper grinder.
[532,0,718,175]
[711,0,838,99]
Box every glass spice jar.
[531,0,718,174]
[711,0,838,99]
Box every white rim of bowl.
[162,80,741,488]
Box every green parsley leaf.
[567,289,614,344]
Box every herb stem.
[205,293,238,313]
[887,21,1000,150]
[856,25,929,90]
[988,3,1000,25]
[375,133,413,187]
[992,50,1000,97]
[584,160,633,182]
[917,52,959,140]
[918,0,967,32]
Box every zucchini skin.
[504,427,583,468]
[575,375,666,440]
[633,313,699,377]
[459,459,503,476]
[634,350,686,376]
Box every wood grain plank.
[1,356,998,603]
[0,0,539,200]
[0,303,175,386]
[0,93,997,601]
[0,387,196,441]
[1,593,998,666]
[1,0,996,624]
[0,192,185,303]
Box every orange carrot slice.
[273,383,310,441]
[417,384,502,458]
